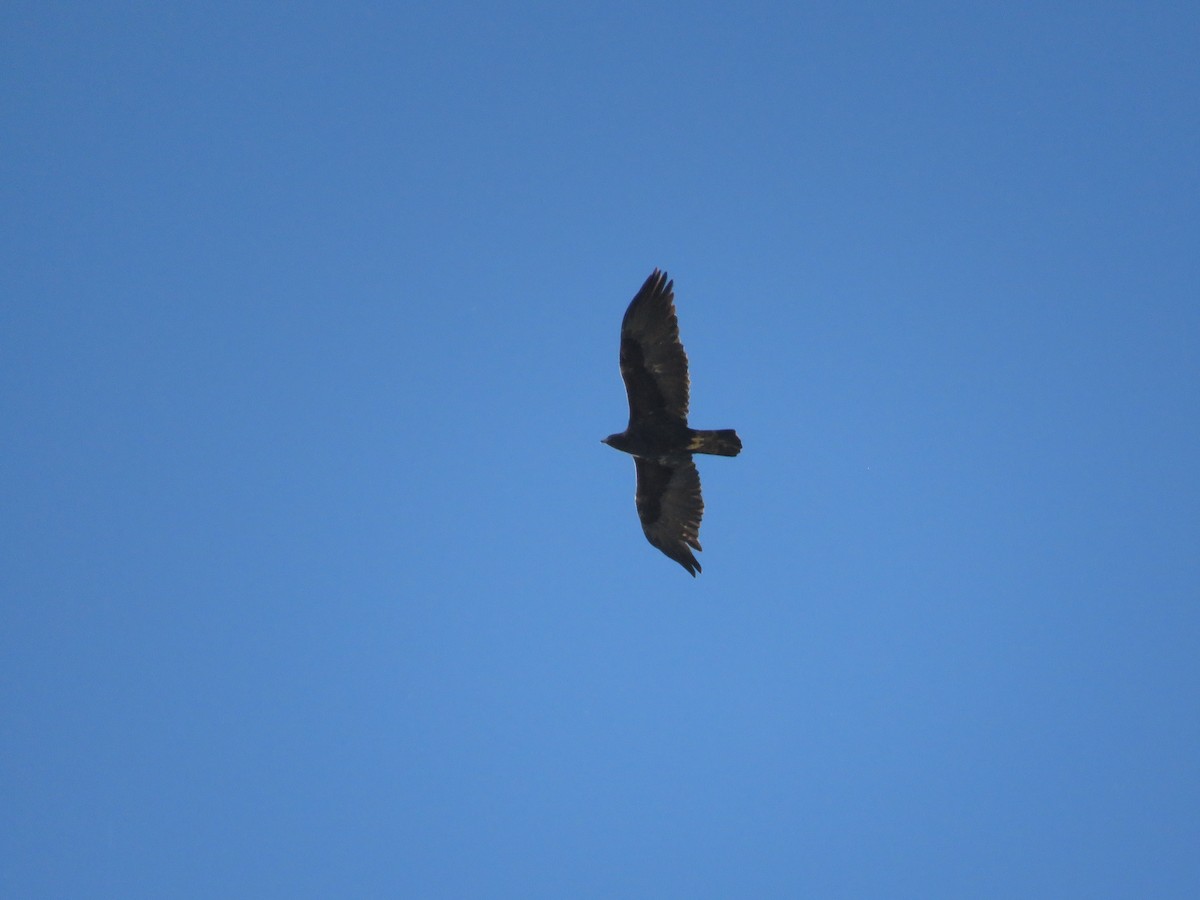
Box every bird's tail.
[688,429,742,457]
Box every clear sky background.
[3,3,1198,897]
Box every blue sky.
[3,2,1198,896]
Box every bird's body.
[602,269,741,575]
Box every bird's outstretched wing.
[619,269,690,427]
[634,456,704,576]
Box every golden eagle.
[602,269,742,575]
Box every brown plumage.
[602,269,742,575]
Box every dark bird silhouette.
[602,269,741,575]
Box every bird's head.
[602,432,629,452]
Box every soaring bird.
[602,269,741,575]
